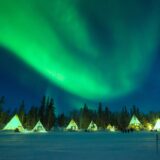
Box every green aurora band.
[0,0,160,100]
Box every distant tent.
[128,115,142,130]
[154,119,160,131]
[87,121,98,131]
[106,124,116,132]
[3,114,24,132]
[66,119,78,131]
[32,121,47,133]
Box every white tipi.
[154,119,160,131]
[66,119,78,131]
[128,115,142,130]
[32,121,47,133]
[87,121,98,131]
[106,124,116,132]
[129,115,141,126]
[3,114,24,132]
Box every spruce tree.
[79,104,90,129]
[46,98,55,130]
[18,100,25,124]
[57,113,66,127]
[104,106,111,125]
[119,106,130,130]
[97,102,105,129]
[27,106,38,129]
[0,96,5,114]
[0,96,5,124]
[39,96,46,125]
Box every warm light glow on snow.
[146,123,153,131]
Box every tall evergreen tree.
[57,113,66,127]
[0,96,5,114]
[79,104,90,129]
[97,102,105,128]
[130,105,140,117]
[0,96,7,128]
[104,106,111,125]
[27,106,39,129]
[118,106,130,130]
[39,96,46,125]
[46,98,55,130]
[18,100,25,124]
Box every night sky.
[0,0,160,113]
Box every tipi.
[87,121,98,131]
[128,115,142,130]
[3,114,24,132]
[106,124,116,132]
[154,119,160,131]
[32,121,47,133]
[66,119,78,131]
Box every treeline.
[67,103,160,130]
[0,96,160,130]
[0,96,55,130]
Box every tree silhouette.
[46,98,55,130]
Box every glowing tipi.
[87,121,98,131]
[128,115,142,130]
[66,119,78,131]
[106,124,116,132]
[3,114,24,132]
[32,121,47,133]
[154,119,160,131]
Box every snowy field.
[0,131,160,160]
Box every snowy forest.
[0,96,160,131]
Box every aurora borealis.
[0,0,160,112]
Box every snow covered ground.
[0,131,159,160]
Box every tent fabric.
[129,115,141,126]
[128,115,142,130]
[32,120,47,133]
[87,121,98,131]
[154,119,160,131]
[3,114,24,132]
[66,119,78,131]
[106,124,116,132]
